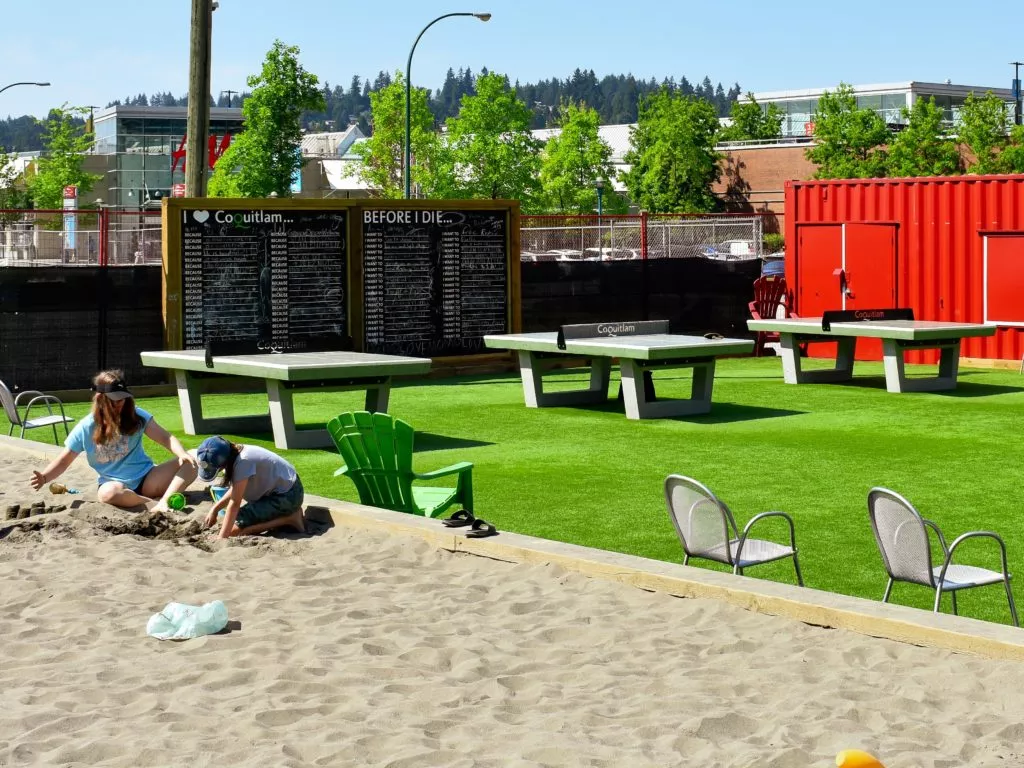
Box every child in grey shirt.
[197,436,304,538]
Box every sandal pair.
[442,509,498,538]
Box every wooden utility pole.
[184,0,213,197]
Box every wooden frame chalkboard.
[353,200,520,358]
[163,198,351,354]
[162,198,520,360]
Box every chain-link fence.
[1,209,768,267]
[520,213,766,261]
[0,209,162,267]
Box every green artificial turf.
[18,357,1024,625]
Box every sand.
[2,447,1024,768]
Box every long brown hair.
[223,442,244,483]
[91,369,143,445]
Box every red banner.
[171,134,233,173]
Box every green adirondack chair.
[327,411,473,518]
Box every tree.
[806,83,889,179]
[538,102,625,214]
[885,97,961,177]
[718,93,783,142]
[958,91,1010,174]
[209,40,325,197]
[0,148,31,233]
[353,71,436,198]
[26,106,101,210]
[420,72,543,208]
[620,87,722,213]
[1000,125,1024,173]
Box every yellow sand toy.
[836,750,885,768]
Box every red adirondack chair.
[748,275,798,357]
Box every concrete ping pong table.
[140,349,432,450]
[484,321,753,419]
[746,312,996,393]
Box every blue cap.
[196,436,232,482]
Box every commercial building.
[749,81,1016,138]
[90,105,245,208]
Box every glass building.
[92,106,244,208]
[749,81,1016,138]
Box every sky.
[2,0,1022,119]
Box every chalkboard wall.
[179,208,348,353]
[361,208,508,357]
[165,200,518,359]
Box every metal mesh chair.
[867,487,1019,626]
[663,474,803,585]
[0,379,74,444]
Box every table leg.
[517,351,610,407]
[882,340,961,393]
[780,335,855,384]
[175,370,204,435]
[266,380,334,450]
[620,359,715,419]
[174,370,270,435]
[364,382,391,414]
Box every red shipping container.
[784,175,1024,364]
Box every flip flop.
[442,509,475,528]
[465,519,498,538]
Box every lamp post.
[404,12,491,199]
[1012,61,1023,126]
[595,178,605,255]
[0,81,50,97]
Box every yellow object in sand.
[836,750,885,768]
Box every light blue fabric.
[146,601,228,641]
[65,407,155,487]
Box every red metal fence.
[0,209,162,267]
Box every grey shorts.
[235,477,304,529]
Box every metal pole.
[185,0,213,197]
[404,12,491,198]
[1012,61,1023,127]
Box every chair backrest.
[750,275,789,320]
[0,380,22,426]
[867,487,935,587]
[326,410,416,512]
[664,474,738,564]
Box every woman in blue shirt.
[29,370,198,512]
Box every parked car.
[583,247,641,260]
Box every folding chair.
[0,379,75,444]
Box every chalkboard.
[361,208,509,357]
[179,207,348,353]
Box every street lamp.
[404,12,491,199]
[1012,61,1023,126]
[595,178,605,255]
[0,81,50,97]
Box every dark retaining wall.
[521,258,761,336]
[0,267,164,392]
[1,259,759,392]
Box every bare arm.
[30,448,79,491]
[216,477,249,539]
[144,419,196,466]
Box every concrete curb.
[4,434,1023,660]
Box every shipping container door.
[844,223,898,359]
[795,224,843,316]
